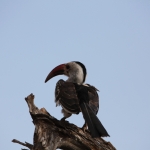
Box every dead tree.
[12,93,116,150]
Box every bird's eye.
[66,65,70,69]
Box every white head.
[45,61,87,84]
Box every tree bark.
[12,93,116,150]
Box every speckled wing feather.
[55,79,80,114]
[87,84,99,115]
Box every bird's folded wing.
[55,79,80,114]
[87,85,99,115]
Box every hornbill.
[45,61,109,137]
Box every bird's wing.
[73,83,109,137]
[87,84,99,115]
[55,79,80,114]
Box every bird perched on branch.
[45,61,109,137]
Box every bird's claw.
[60,117,69,123]
[61,117,66,121]
[81,123,88,132]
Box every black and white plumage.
[45,61,109,137]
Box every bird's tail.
[80,102,109,137]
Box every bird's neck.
[66,73,84,84]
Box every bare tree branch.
[12,139,33,149]
[12,93,116,150]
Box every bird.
[45,61,109,137]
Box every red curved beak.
[45,64,65,83]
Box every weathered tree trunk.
[12,93,116,150]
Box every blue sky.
[0,1,150,150]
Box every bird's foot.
[60,117,69,123]
[81,123,88,133]
[61,117,66,121]
[82,126,88,132]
